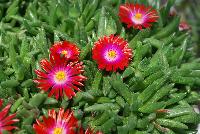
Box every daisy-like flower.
[0,99,19,133]
[50,41,80,62]
[33,108,78,134]
[34,55,87,100]
[92,35,132,72]
[119,3,159,29]
[179,21,191,31]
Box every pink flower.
[33,108,78,134]
[92,35,132,72]
[34,55,87,100]
[119,3,159,29]
[179,21,191,31]
[50,41,80,62]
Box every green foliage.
[0,0,199,134]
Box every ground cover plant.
[0,0,200,134]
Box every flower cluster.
[34,2,161,100]
[34,41,87,100]
[1,1,193,133]
[33,40,104,133]
[32,2,160,134]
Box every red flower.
[179,21,191,31]
[119,3,159,29]
[33,108,78,134]
[34,55,87,100]
[0,99,19,133]
[92,35,132,72]
[50,41,80,62]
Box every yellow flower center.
[134,13,142,20]
[108,50,117,59]
[61,50,68,55]
[53,127,62,134]
[55,71,66,81]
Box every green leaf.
[164,107,194,118]
[48,2,58,26]
[91,111,110,126]
[1,79,19,88]
[174,114,200,124]
[44,97,58,105]
[97,7,106,37]
[92,70,102,90]
[21,79,33,87]
[105,7,122,35]
[80,42,91,60]
[97,97,113,103]
[138,75,169,103]
[170,38,188,66]
[129,29,150,49]
[110,74,133,104]
[156,119,188,129]
[5,0,20,21]
[123,114,137,131]
[166,93,187,106]
[152,17,180,39]
[85,9,100,32]
[10,97,24,113]
[34,28,48,58]
[139,102,166,113]
[102,76,111,96]
[143,70,165,88]
[98,117,115,133]
[143,38,163,48]
[85,0,99,23]
[133,42,151,67]
[116,96,125,108]
[29,93,47,107]
[84,103,120,112]
[146,84,174,104]
[122,67,135,78]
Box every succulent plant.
[0,0,199,134]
